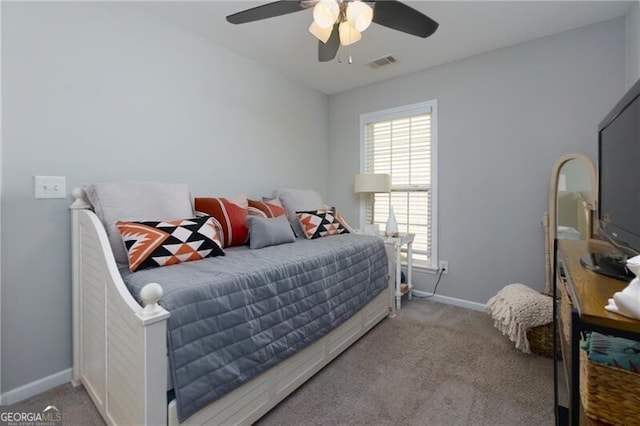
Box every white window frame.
[359,100,438,271]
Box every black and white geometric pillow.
[296,207,350,239]
[117,216,224,272]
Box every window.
[360,101,438,269]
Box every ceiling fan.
[226,0,439,62]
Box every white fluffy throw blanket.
[486,283,553,353]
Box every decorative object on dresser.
[605,254,640,320]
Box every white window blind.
[361,101,437,268]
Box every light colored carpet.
[19,299,558,425]
[258,299,557,425]
[20,379,104,426]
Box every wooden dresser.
[554,239,640,425]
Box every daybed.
[70,184,394,425]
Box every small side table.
[383,233,415,311]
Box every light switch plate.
[34,176,66,199]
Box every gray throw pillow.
[85,181,193,264]
[248,215,296,249]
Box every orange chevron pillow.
[116,216,224,272]
[296,207,350,239]
[195,195,249,248]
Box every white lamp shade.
[309,21,333,43]
[354,173,392,193]
[313,0,339,29]
[339,20,362,46]
[346,1,373,32]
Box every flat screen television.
[583,78,640,281]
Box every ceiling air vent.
[367,55,397,69]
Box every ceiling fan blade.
[227,1,306,24]
[372,0,439,38]
[318,24,340,62]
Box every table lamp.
[354,173,392,235]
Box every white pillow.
[272,188,324,237]
[86,181,194,265]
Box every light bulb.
[339,20,361,46]
[313,0,339,29]
[309,21,333,44]
[346,1,373,32]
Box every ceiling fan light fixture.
[339,20,361,46]
[309,21,333,43]
[313,0,340,29]
[346,1,373,32]
[226,0,439,63]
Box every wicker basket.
[527,322,561,359]
[524,290,562,358]
[580,350,640,425]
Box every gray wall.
[327,18,627,305]
[1,2,329,393]
[627,1,640,88]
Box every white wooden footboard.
[70,189,169,425]
[71,188,392,425]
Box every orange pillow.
[248,198,286,218]
[195,195,249,248]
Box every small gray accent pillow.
[248,215,296,249]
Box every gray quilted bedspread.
[120,233,388,421]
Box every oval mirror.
[544,153,597,293]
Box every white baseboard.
[411,290,486,312]
[0,368,72,405]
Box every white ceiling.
[139,1,635,94]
